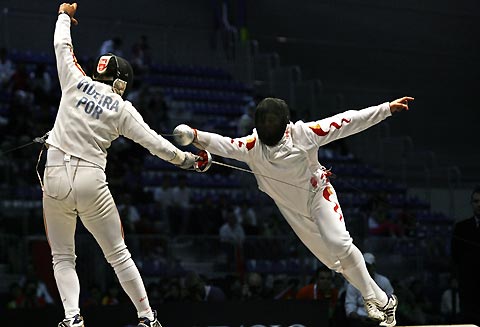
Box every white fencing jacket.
[195,103,391,217]
[47,14,182,170]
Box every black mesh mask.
[92,53,133,97]
[254,98,290,146]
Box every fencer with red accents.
[175,96,413,327]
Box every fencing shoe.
[364,298,387,322]
[138,310,162,327]
[58,314,84,327]
[379,294,398,327]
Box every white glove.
[173,124,196,146]
[176,151,200,170]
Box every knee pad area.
[53,254,76,272]
[105,248,137,281]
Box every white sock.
[338,245,376,299]
[54,266,80,318]
[116,263,154,320]
[370,278,388,306]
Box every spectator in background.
[81,284,102,308]
[408,278,441,324]
[196,194,223,235]
[271,276,298,300]
[153,175,173,232]
[210,0,238,59]
[242,272,265,300]
[117,193,141,233]
[30,63,52,103]
[101,283,121,306]
[163,278,183,302]
[296,265,339,322]
[234,201,259,235]
[451,185,480,325]
[9,63,34,105]
[345,253,394,327]
[170,174,192,234]
[18,263,55,306]
[131,35,151,76]
[440,275,460,324]
[219,207,245,270]
[183,271,226,302]
[6,282,25,309]
[366,195,403,237]
[99,36,123,57]
[237,103,255,136]
[0,47,15,86]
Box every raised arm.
[54,3,86,90]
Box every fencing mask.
[92,53,133,97]
[254,98,290,146]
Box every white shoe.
[58,314,84,327]
[364,298,387,322]
[379,294,398,327]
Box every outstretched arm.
[119,104,199,170]
[173,124,253,162]
[306,96,414,147]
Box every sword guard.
[194,150,212,172]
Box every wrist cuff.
[169,150,185,165]
[58,11,71,17]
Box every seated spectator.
[237,103,255,136]
[30,63,52,103]
[296,265,339,323]
[6,282,25,309]
[163,278,183,302]
[183,271,226,302]
[81,284,102,308]
[0,47,14,86]
[242,272,265,300]
[101,283,121,306]
[130,35,151,76]
[170,174,192,234]
[99,36,123,57]
[366,195,403,237]
[234,202,259,235]
[440,275,461,324]
[219,207,245,270]
[272,276,298,300]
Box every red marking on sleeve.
[238,140,244,147]
[322,187,343,221]
[69,46,86,76]
[309,118,351,136]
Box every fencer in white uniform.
[43,3,196,327]
[177,96,414,327]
